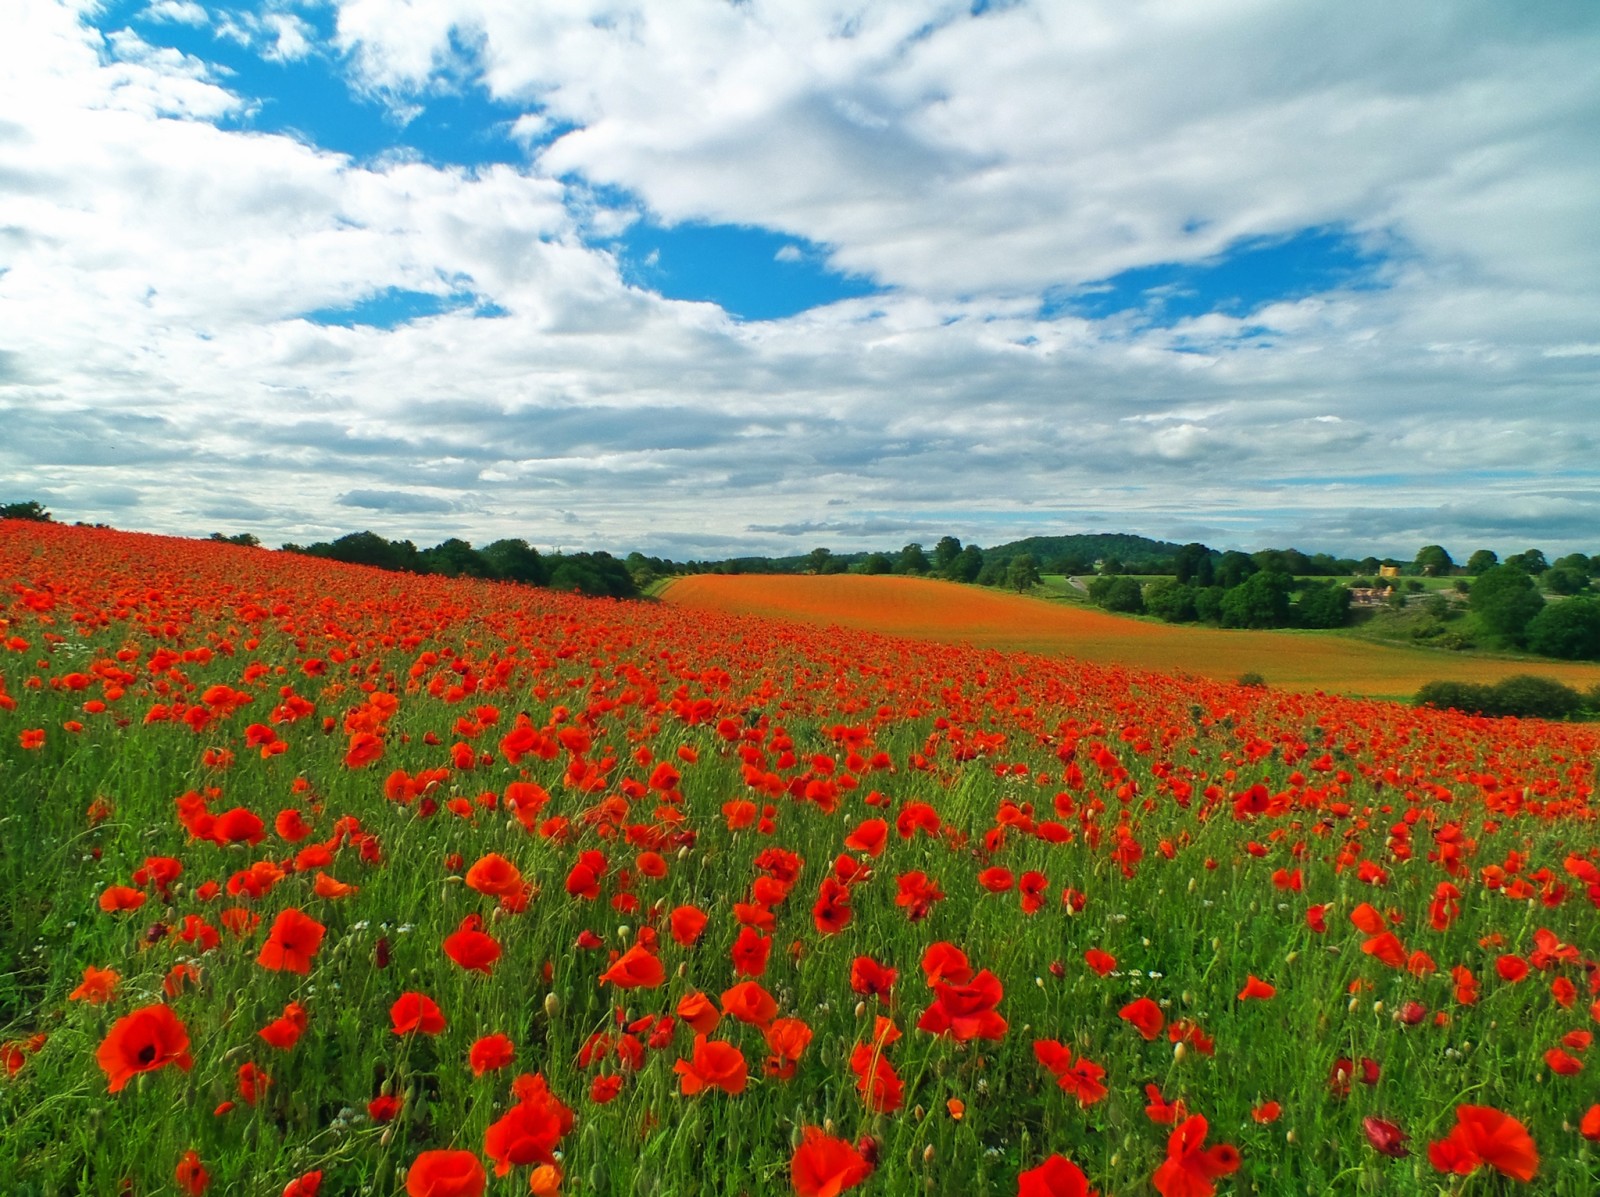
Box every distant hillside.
[980,533,1188,570]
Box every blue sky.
[2,1,1598,558]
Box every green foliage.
[948,544,984,583]
[1214,550,1257,589]
[208,532,260,547]
[482,539,549,586]
[0,500,52,522]
[1468,565,1545,645]
[1504,548,1549,575]
[1087,574,1143,613]
[1141,578,1197,622]
[546,551,637,598]
[1004,552,1042,592]
[1193,585,1225,623]
[1541,566,1590,596]
[895,543,930,575]
[1218,571,1292,628]
[1294,580,1351,629]
[858,552,893,575]
[1465,549,1499,575]
[1416,674,1585,719]
[418,537,491,578]
[1414,544,1453,575]
[932,536,963,575]
[1525,598,1600,660]
[980,532,1185,573]
[1172,542,1214,587]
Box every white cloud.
[1,1,1597,562]
[141,0,209,26]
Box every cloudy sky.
[3,1,1598,561]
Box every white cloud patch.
[141,0,209,26]
[0,1,1597,561]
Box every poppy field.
[662,574,1600,700]
[5,523,1600,1196]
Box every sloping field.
[663,574,1600,698]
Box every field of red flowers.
[3,522,1599,1195]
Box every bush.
[1525,599,1600,660]
[1142,578,1196,622]
[1087,574,1144,614]
[1416,674,1584,719]
[1236,672,1267,689]
[1295,580,1351,629]
[1468,565,1544,645]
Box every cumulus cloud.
[0,1,1596,562]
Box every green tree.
[1193,586,1226,623]
[1552,552,1593,576]
[1526,599,1600,660]
[1504,548,1549,575]
[806,547,837,575]
[859,553,893,575]
[1172,543,1214,586]
[1465,549,1498,576]
[1088,575,1144,613]
[481,539,549,586]
[1468,565,1544,645]
[1005,553,1042,592]
[1295,580,1351,628]
[950,545,984,583]
[1414,545,1454,576]
[1215,551,1258,589]
[1219,571,1293,628]
[0,500,52,521]
[1142,578,1196,622]
[932,536,963,575]
[1541,567,1589,596]
[896,543,930,575]
[419,537,490,578]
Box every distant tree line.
[278,530,637,598]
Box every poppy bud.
[1174,1042,1186,1062]
[854,1001,866,1019]
[922,1144,934,1163]
[544,993,560,1018]
[374,937,390,969]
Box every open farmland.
[4,524,1600,1194]
[663,574,1600,700]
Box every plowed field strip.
[662,575,1600,698]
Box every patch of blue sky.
[612,218,885,321]
[299,286,504,329]
[92,1,534,168]
[1045,226,1389,328]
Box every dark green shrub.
[1526,599,1600,660]
[1416,675,1583,719]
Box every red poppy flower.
[405,1149,486,1197]
[69,964,120,1005]
[1237,975,1275,1002]
[99,885,147,913]
[282,1170,323,1197]
[669,904,708,946]
[175,1149,209,1196]
[918,970,1007,1042]
[1580,1105,1600,1142]
[443,915,502,974]
[1119,996,1164,1040]
[1033,1040,1108,1106]
[257,908,325,975]
[790,1126,872,1197]
[677,990,721,1035]
[844,818,888,857]
[675,1035,748,1095]
[722,980,779,1028]
[97,1003,193,1092]
[368,1094,403,1123]
[1151,1114,1240,1197]
[1018,1154,1099,1197]
[391,992,447,1036]
[1427,1105,1538,1183]
[599,944,666,989]
[1362,1116,1410,1158]
[730,926,772,977]
[259,1001,308,1050]
[484,1074,573,1174]
[764,1018,814,1080]
[1083,948,1116,977]
[920,942,972,985]
[850,955,896,999]
[469,1033,515,1076]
